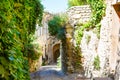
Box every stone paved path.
[30,65,113,80]
[30,65,81,80]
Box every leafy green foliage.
[48,16,61,36]
[75,21,91,45]
[28,42,42,72]
[86,0,105,38]
[93,55,100,70]
[68,0,88,7]
[0,0,43,79]
[26,40,42,60]
[48,14,68,40]
[87,0,106,25]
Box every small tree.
[48,14,68,40]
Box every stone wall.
[66,5,93,74]
[66,0,120,78]
[67,5,91,26]
[66,5,94,74]
[81,31,99,77]
[97,0,114,76]
[98,0,120,77]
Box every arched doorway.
[53,44,60,63]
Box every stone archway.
[52,43,60,63]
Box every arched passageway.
[53,44,60,63]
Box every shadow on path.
[30,65,65,80]
[30,65,113,80]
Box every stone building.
[35,12,60,65]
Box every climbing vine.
[75,0,106,45]
[75,21,91,45]
[0,0,43,79]
[73,0,106,71]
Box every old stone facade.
[35,12,60,65]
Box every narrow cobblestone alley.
[30,65,84,80]
[30,65,113,80]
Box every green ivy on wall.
[0,0,43,79]
[73,0,106,71]
[75,21,91,45]
[75,0,106,45]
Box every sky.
[41,0,68,13]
